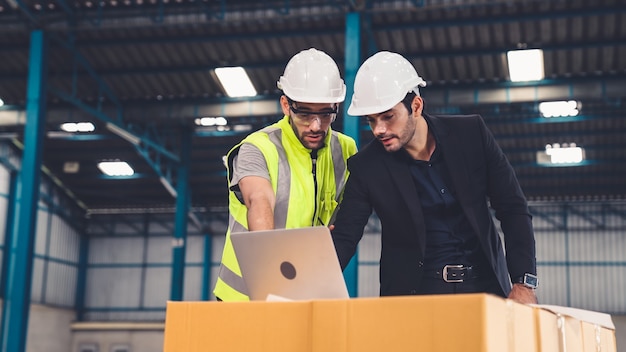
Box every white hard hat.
[347,51,426,116]
[277,48,346,104]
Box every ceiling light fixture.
[97,161,135,176]
[60,122,96,132]
[195,116,228,126]
[539,100,579,118]
[536,143,585,165]
[215,67,257,98]
[507,49,545,82]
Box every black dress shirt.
[403,121,487,272]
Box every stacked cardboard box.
[534,304,616,352]
[163,293,616,352]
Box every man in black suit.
[331,51,538,304]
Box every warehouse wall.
[531,202,626,313]
[26,304,74,352]
[82,233,208,321]
[615,316,626,352]
[72,328,163,352]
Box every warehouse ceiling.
[0,0,625,225]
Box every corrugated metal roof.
[0,0,624,216]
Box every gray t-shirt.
[230,143,270,202]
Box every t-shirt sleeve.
[229,143,270,201]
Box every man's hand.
[508,283,538,304]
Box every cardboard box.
[164,293,537,352]
[533,304,616,352]
[581,321,617,352]
[335,294,535,352]
[534,306,561,352]
[506,298,539,352]
[163,300,312,351]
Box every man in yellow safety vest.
[213,48,357,301]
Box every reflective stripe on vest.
[330,132,348,202]
[268,128,290,229]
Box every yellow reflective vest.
[213,115,357,301]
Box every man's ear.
[279,95,290,116]
[412,96,424,115]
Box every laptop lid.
[230,226,350,301]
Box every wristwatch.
[513,273,538,289]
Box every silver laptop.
[230,226,350,301]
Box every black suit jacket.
[331,113,536,297]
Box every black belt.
[428,265,480,283]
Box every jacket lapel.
[429,115,471,204]
[429,114,483,236]
[378,143,426,255]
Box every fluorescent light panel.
[195,116,228,126]
[536,143,585,165]
[539,100,579,117]
[507,49,545,82]
[97,161,134,176]
[215,67,257,97]
[60,122,96,132]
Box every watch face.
[524,274,539,288]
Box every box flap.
[533,304,615,330]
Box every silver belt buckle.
[442,264,465,283]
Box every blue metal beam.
[74,233,89,321]
[201,233,212,301]
[343,12,361,143]
[0,171,18,308]
[342,11,360,298]
[169,127,192,301]
[0,29,48,352]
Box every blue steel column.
[74,233,89,321]
[0,172,18,301]
[0,30,48,352]
[201,233,212,300]
[170,128,191,301]
[342,12,361,298]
